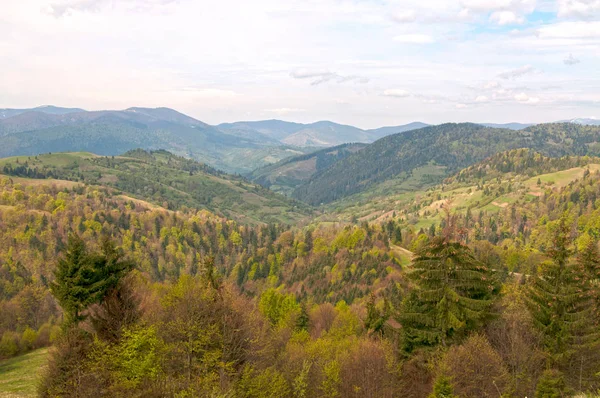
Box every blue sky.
[1,0,599,128]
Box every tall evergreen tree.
[50,234,134,325]
[526,218,599,368]
[399,235,497,348]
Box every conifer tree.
[526,218,599,367]
[51,234,134,325]
[399,209,497,348]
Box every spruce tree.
[51,234,134,325]
[399,235,497,348]
[526,218,599,367]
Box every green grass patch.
[0,348,49,397]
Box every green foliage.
[259,288,299,326]
[428,375,457,398]
[237,366,291,398]
[535,369,568,398]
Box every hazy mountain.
[0,105,85,119]
[365,122,430,140]
[219,119,429,147]
[280,121,369,147]
[0,107,297,173]
[292,122,600,205]
[218,120,306,141]
[560,118,600,126]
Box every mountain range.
[0,105,598,177]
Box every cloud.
[460,0,536,24]
[393,34,435,44]
[557,0,600,19]
[498,64,535,79]
[484,81,500,89]
[456,103,468,108]
[290,69,369,86]
[564,53,581,65]
[475,95,489,102]
[391,10,417,23]
[537,21,600,39]
[383,89,411,98]
[514,92,540,103]
[490,10,525,24]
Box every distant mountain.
[280,121,369,147]
[219,119,428,147]
[0,105,85,119]
[560,118,600,126]
[0,107,306,173]
[365,122,430,140]
[479,122,532,130]
[292,122,600,205]
[249,143,367,196]
[218,120,305,141]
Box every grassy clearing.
[0,348,49,398]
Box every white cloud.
[537,21,600,38]
[383,89,411,98]
[290,69,368,85]
[564,53,581,65]
[391,10,416,23]
[456,103,468,108]
[475,95,489,102]
[514,92,540,103]
[393,34,435,44]
[557,0,600,19]
[484,81,500,89]
[498,64,535,79]
[490,10,525,24]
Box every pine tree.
[399,236,497,348]
[526,218,599,367]
[428,375,457,398]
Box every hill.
[249,143,367,196]
[292,123,600,205]
[0,150,311,224]
[0,105,85,119]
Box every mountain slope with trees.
[293,123,600,205]
[0,150,311,224]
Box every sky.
[0,0,599,128]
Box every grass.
[0,348,49,397]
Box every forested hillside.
[2,144,600,397]
[249,143,367,196]
[293,123,600,205]
[0,150,311,224]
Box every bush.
[20,327,37,351]
[0,331,20,358]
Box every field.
[0,349,48,398]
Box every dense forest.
[3,141,600,397]
[293,123,600,205]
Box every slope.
[0,150,312,224]
[293,123,600,205]
[249,143,367,196]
